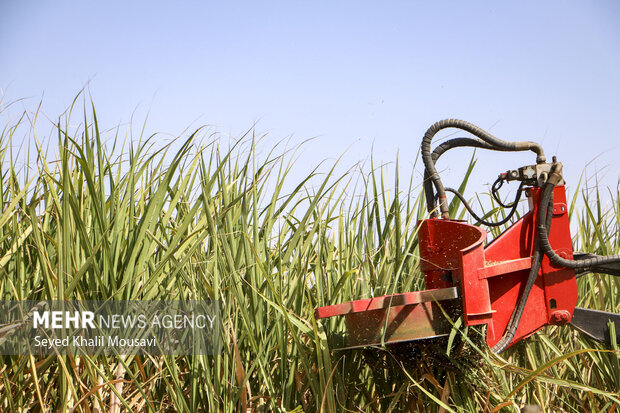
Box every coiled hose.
[422,119,546,218]
[444,182,525,227]
[423,137,497,215]
[537,163,620,269]
[424,136,526,226]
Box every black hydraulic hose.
[572,252,620,277]
[424,137,526,216]
[492,250,542,353]
[492,193,553,353]
[422,119,546,218]
[443,181,525,227]
[492,247,543,353]
[492,178,518,208]
[537,164,620,269]
[423,137,498,217]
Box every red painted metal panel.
[418,219,486,289]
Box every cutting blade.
[569,307,620,344]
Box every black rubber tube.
[422,119,546,218]
[423,137,498,217]
[444,181,524,227]
[491,178,519,208]
[492,249,543,353]
[492,195,552,354]
[537,167,620,269]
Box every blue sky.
[2,1,619,202]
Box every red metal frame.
[419,185,576,348]
[316,185,578,350]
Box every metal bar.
[481,257,532,279]
[315,287,459,319]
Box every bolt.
[550,310,570,324]
[559,251,568,259]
